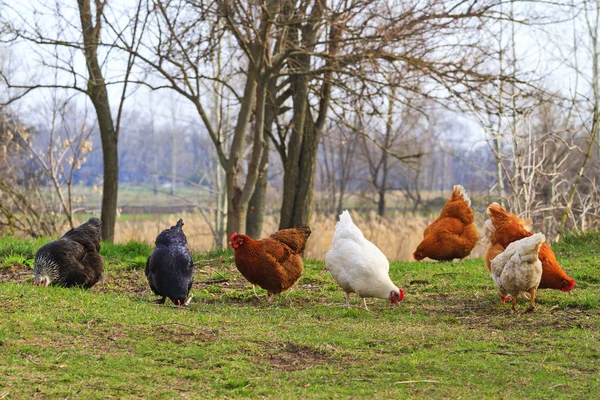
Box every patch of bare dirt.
[256,341,332,372]
[148,323,218,344]
[92,268,148,295]
[0,264,32,284]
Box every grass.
[0,232,599,398]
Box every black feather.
[33,218,104,288]
[145,218,194,305]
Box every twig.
[21,353,39,365]
[409,280,430,285]
[394,380,442,385]
[490,351,515,356]
[193,258,229,265]
[549,383,566,389]
[74,320,96,340]
[199,278,229,285]
[0,392,9,399]
[85,384,142,393]
[152,322,202,330]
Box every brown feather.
[414,186,478,261]
[232,227,311,295]
[485,203,574,291]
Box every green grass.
[0,232,599,398]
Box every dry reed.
[113,211,488,262]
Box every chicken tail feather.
[452,185,471,207]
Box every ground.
[0,232,598,399]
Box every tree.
[76,0,118,241]
[1,0,144,241]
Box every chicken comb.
[229,232,238,242]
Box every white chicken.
[490,233,545,312]
[325,210,404,310]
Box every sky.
[1,0,596,149]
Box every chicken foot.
[362,297,370,311]
[525,288,537,313]
[252,285,261,300]
[511,295,518,313]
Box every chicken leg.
[345,293,351,308]
[526,288,537,312]
[252,285,261,300]
[511,295,518,312]
[362,298,369,311]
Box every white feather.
[485,219,495,233]
[453,185,471,207]
[325,210,399,300]
[489,233,545,298]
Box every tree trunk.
[377,190,386,217]
[246,70,279,239]
[279,57,309,229]
[246,143,269,238]
[225,66,268,236]
[280,116,321,228]
[77,0,118,242]
[279,4,336,229]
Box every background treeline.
[0,0,598,248]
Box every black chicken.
[34,217,104,288]
[145,219,194,305]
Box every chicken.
[229,226,311,302]
[485,203,575,292]
[34,217,104,288]
[413,185,479,261]
[490,233,545,312]
[325,210,404,310]
[145,219,194,306]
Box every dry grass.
[112,211,488,261]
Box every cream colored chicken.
[490,233,545,312]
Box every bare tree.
[1,0,145,241]
[0,100,92,236]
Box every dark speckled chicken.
[34,217,104,288]
[145,219,194,306]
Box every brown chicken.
[485,203,575,292]
[413,185,479,261]
[230,226,312,301]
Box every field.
[0,232,599,398]
[109,211,451,262]
[65,184,493,261]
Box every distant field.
[63,184,494,262]
[69,183,492,215]
[0,232,598,398]
[69,184,213,214]
[107,211,446,262]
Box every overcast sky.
[1,0,596,148]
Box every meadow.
[66,184,491,261]
[0,231,598,398]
